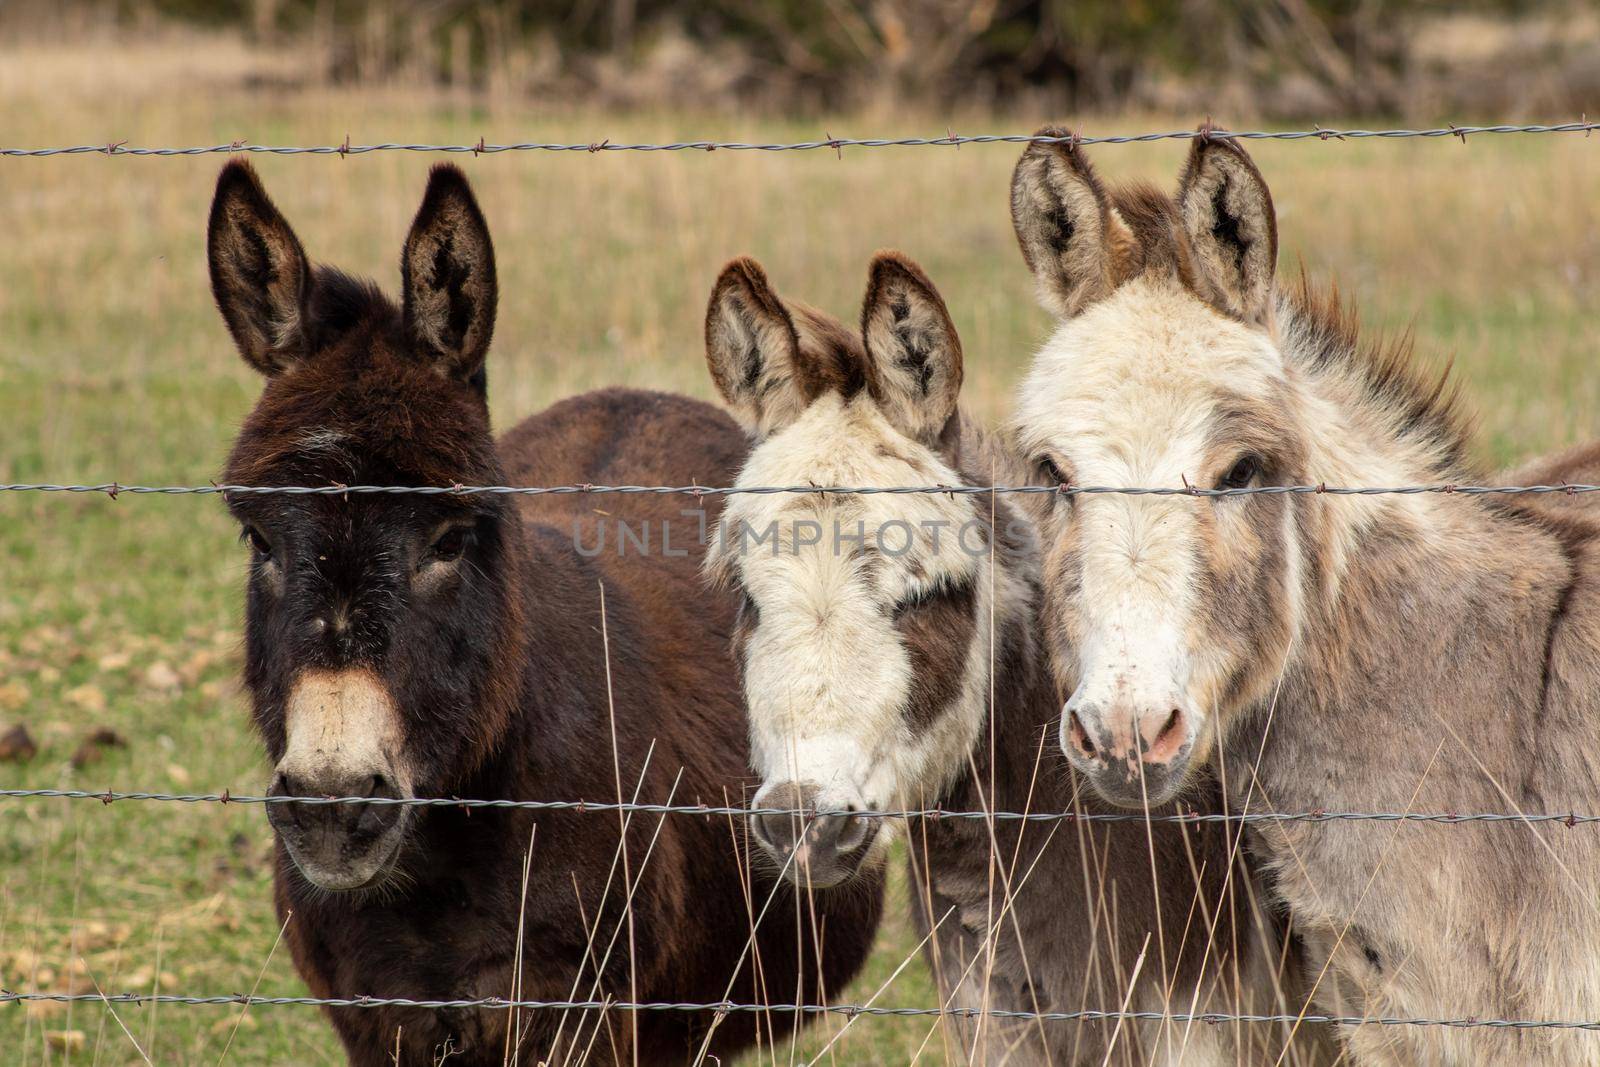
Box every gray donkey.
[1008,125,1600,1065]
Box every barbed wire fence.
[2,121,1598,157]
[2,481,1599,498]
[6,119,1600,1046]
[7,785,1600,826]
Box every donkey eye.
[1216,455,1263,492]
[429,526,472,562]
[243,526,272,557]
[1038,456,1069,487]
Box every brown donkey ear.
[860,252,963,451]
[401,165,498,381]
[704,257,816,438]
[1175,126,1278,323]
[1010,128,1133,318]
[207,161,311,375]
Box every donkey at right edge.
[1008,125,1600,1065]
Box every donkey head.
[210,162,514,891]
[704,253,995,888]
[1008,128,1308,807]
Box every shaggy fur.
[210,162,881,1065]
[1009,124,1600,1064]
[705,252,1324,1065]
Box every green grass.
[3,32,1600,1067]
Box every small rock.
[0,724,37,762]
[64,684,106,714]
[180,650,217,685]
[0,680,28,711]
[210,1012,258,1035]
[143,661,181,690]
[80,920,132,950]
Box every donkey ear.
[1175,128,1278,323]
[401,165,498,381]
[207,161,311,376]
[704,257,812,438]
[860,252,963,450]
[1010,129,1132,318]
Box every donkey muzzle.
[1061,693,1196,808]
[268,769,407,890]
[269,669,412,891]
[750,781,880,889]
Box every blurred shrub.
[74,0,1600,116]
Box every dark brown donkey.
[208,162,881,1065]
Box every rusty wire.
[2,481,1599,499]
[0,989,1597,1031]
[3,787,1596,827]
[3,122,1599,158]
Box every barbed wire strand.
[2,482,1599,499]
[4,123,1600,158]
[0,990,1594,1031]
[3,788,1595,826]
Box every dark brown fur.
[212,162,881,1066]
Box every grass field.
[2,31,1599,1067]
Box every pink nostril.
[1144,707,1188,764]
[1068,712,1098,760]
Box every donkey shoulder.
[499,387,745,493]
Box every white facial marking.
[279,669,409,794]
[1018,276,1452,779]
[711,392,995,819]
[1015,277,1290,758]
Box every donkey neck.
[1255,307,1591,810]
[937,415,1064,813]
[446,515,632,801]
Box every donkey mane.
[225,264,495,491]
[306,266,398,340]
[1279,269,1477,478]
[1107,182,1194,281]
[1086,165,1475,481]
[789,300,869,398]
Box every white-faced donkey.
[702,252,1326,1065]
